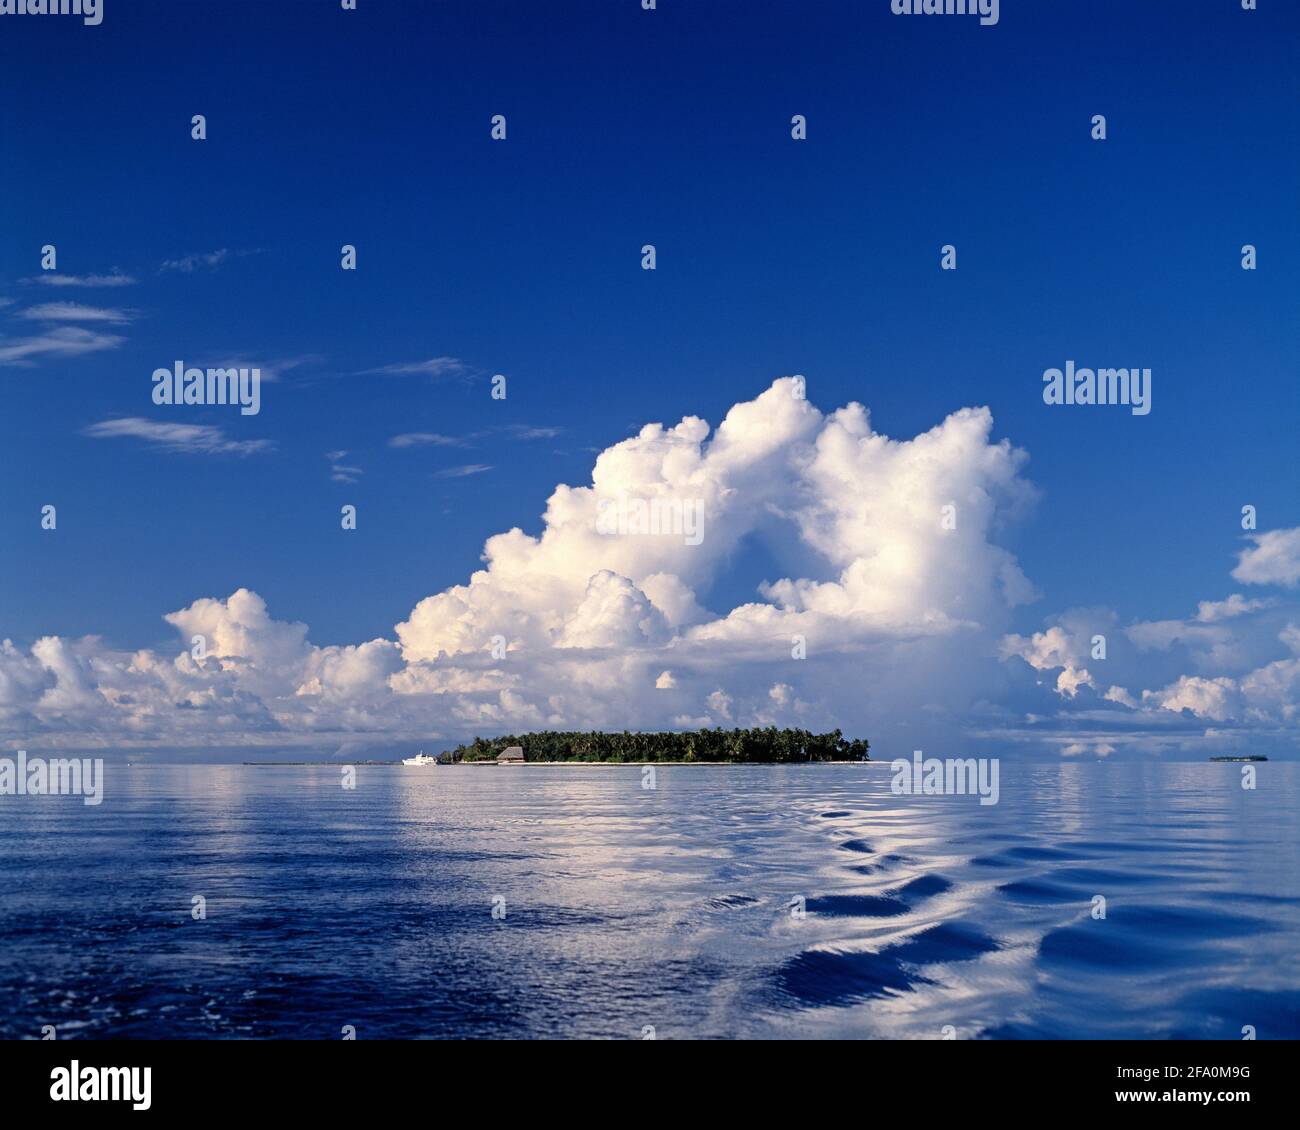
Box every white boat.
[401,751,438,767]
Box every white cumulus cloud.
[1233,527,1300,588]
[3,381,1048,757]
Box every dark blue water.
[1,762,1296,1039]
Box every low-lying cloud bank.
[3,380,1297,760]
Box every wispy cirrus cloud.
[326,451,363,483]
[83,417,272,456]
[18,301,138,324]
[159,248,260,274]
[389,423,563,448]
[361,357,466,379]
[389,432,469,449]
[501,424,563,440]
[433,463,492,479]
[198,354,322,383]
[23,270,136,288]
[0,325,126,366]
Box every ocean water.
[0,761,1296,1040]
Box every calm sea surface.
[1,762,1297,1039]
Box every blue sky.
[1,0,1297,759]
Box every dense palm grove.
[447,728,869,763]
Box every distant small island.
[1209,756,1268,762]
[447,727,869,764]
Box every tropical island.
[445,727,869,764]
